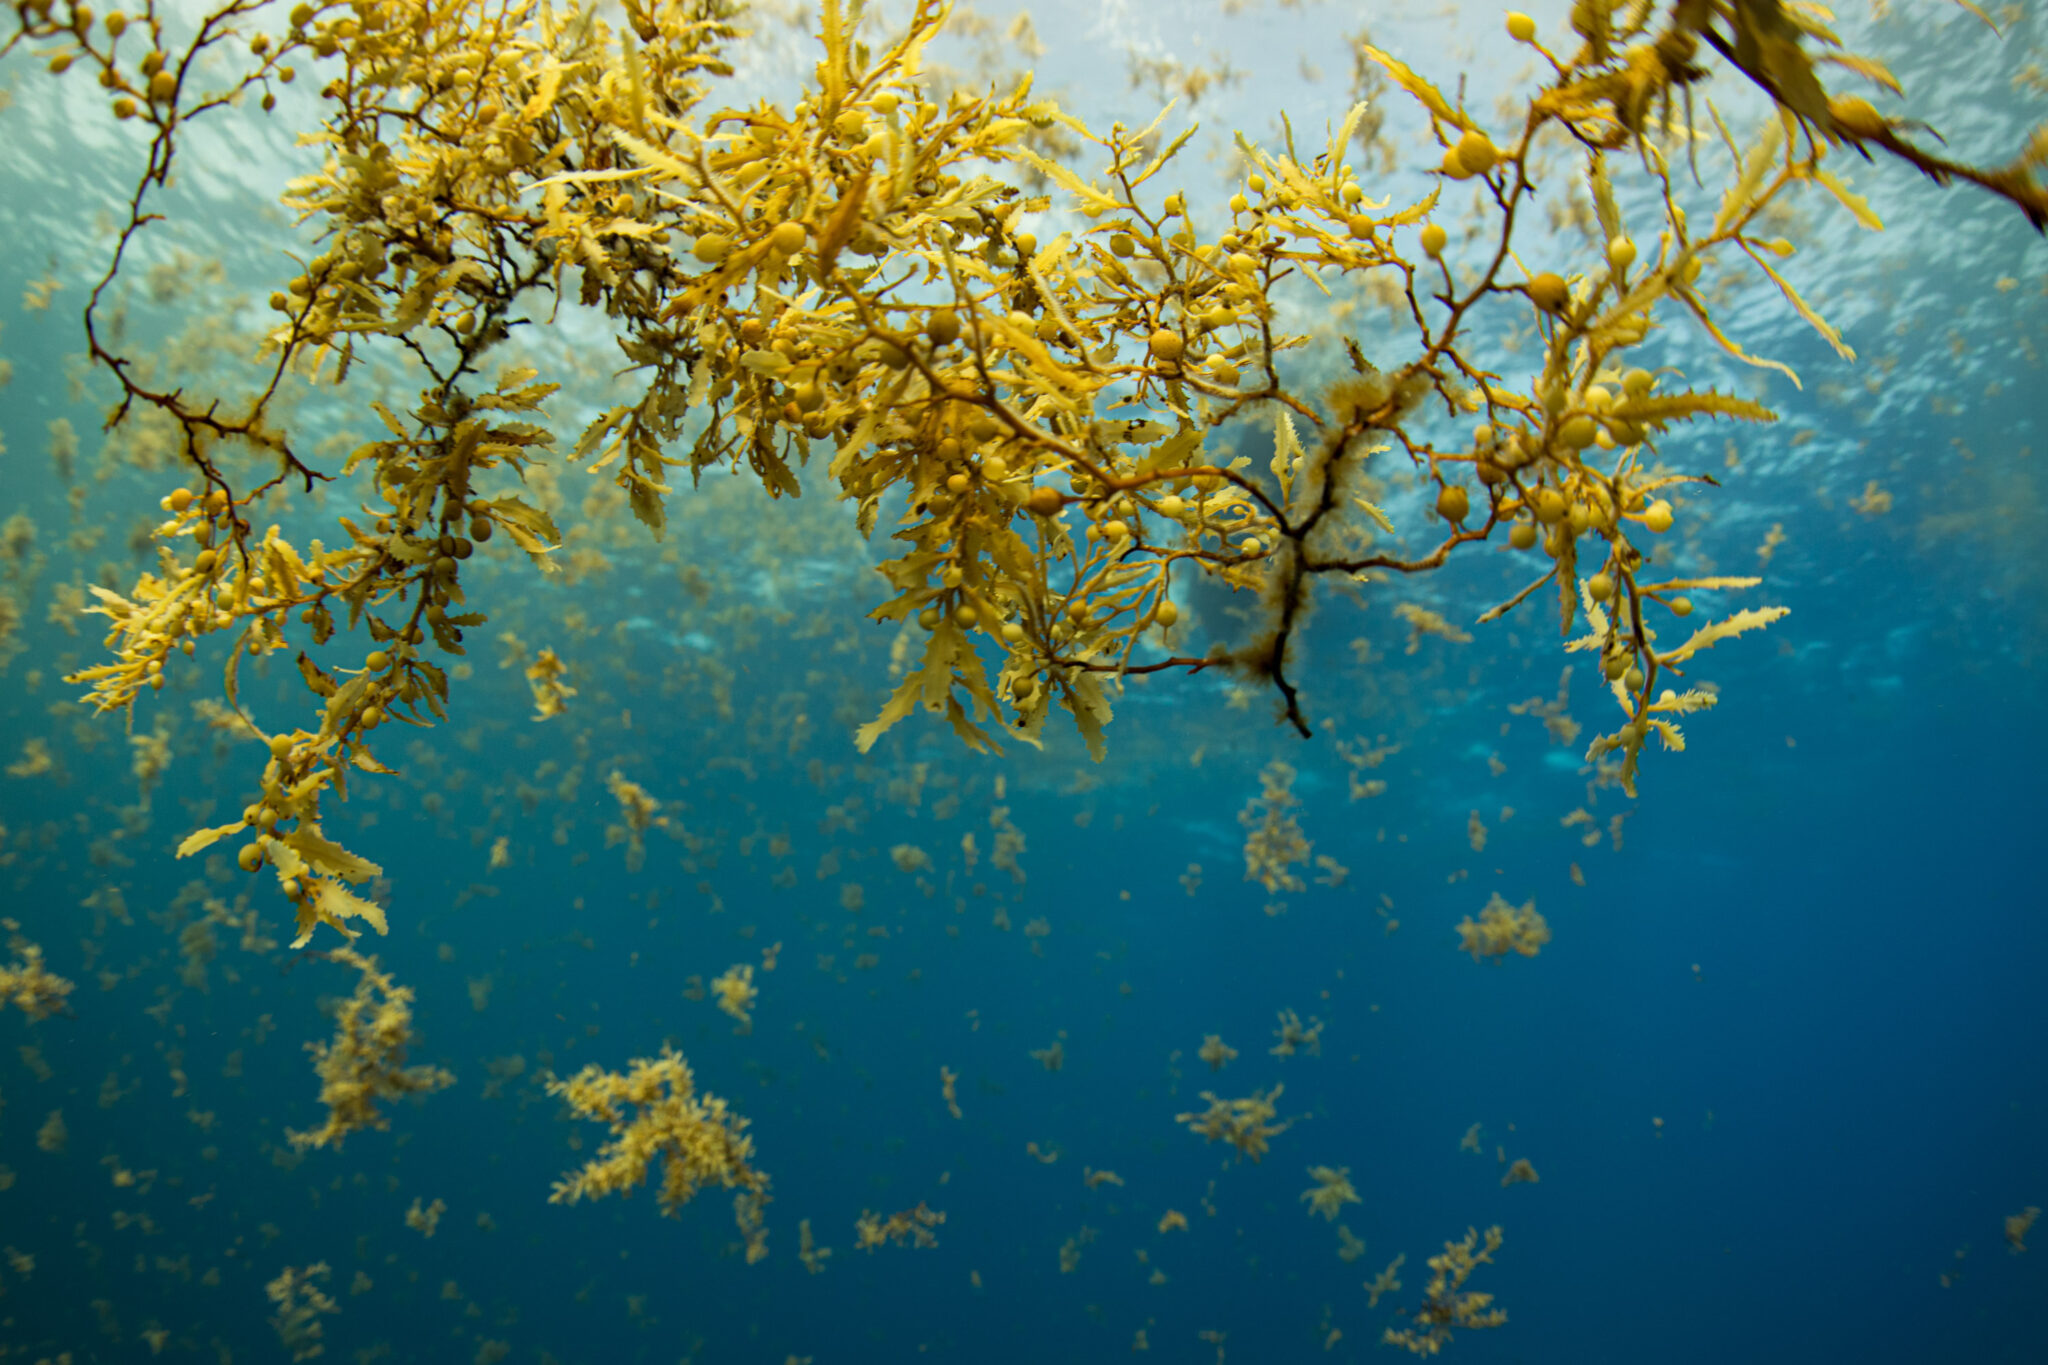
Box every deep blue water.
[1,544,2040,1364]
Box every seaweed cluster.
[544,1043,768,1216]
[4,0,2034,943]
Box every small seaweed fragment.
[604,771,667,872]
[798,1218,833,1274]
[1302,1165,1362,1221]
[525,647,575,720]
[288,949,454,1151]
[0,920,73,1021]
[1365,1253,1406,1309]
[1456,893,1551,962]
[1383,1225,1508,1355]
[940,1066,962,1119]
[266,1262,338,1362]
[546,1045,766,1217]
[1270,1009,1324,1058]
[855,1202,946,1250]
[1175,1085,1292,1162]
[711,963,758,1034]
[405,1197,446,1238]
[1241,761,1312,896]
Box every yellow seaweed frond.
[1658,606,1792,666]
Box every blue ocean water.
[1,2,2044,1363]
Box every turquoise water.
[1,1,2044,1361]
